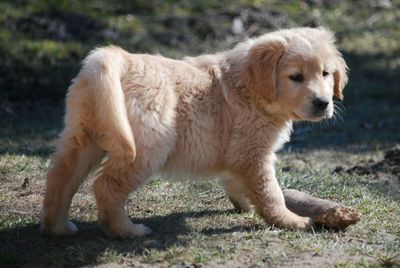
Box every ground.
[0,1,399,267]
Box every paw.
[229,197,254,213]
[270,212,314,230]
[41,220,78,236]
[279,215,313,230]
[132,223,152,236]
[292,216,313,230]
[105,222,152,238]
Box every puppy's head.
[242,27,348,121]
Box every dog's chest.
[271,121,293,152]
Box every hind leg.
[41,131,104,235]
[93,154,155,237]
[92,124,175,237]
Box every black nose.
[312,98,329,111]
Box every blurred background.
[1,0,399,153]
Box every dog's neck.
[218,56,292,127]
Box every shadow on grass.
[0,101,64,157]
[0,208,260,267]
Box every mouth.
[309,103,334,121]
[310,110,333,121]
[292,110,332,122]
[310,114,330,121]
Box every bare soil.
[345,148,400,178]
[333,148,400,194]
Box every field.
[0,1,399,267]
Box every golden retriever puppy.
[41,27,348,237]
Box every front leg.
[221,176,254,213]
[234,155,312,230]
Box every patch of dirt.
[334,148,400,192]
[345,148,400,178]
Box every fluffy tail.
[80,46,136,160]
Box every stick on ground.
[283,189,361,229]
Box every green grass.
[0,138,399,267]
[1,0,400,267]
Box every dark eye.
[289,74,304,83]
[322,71,329,77]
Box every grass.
[0,109,399,267]
[1,0,400,267]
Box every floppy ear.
[242,39,285,102]
[333,54,348,100]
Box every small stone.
[231,17,244,35]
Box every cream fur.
[41,27,348,237]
